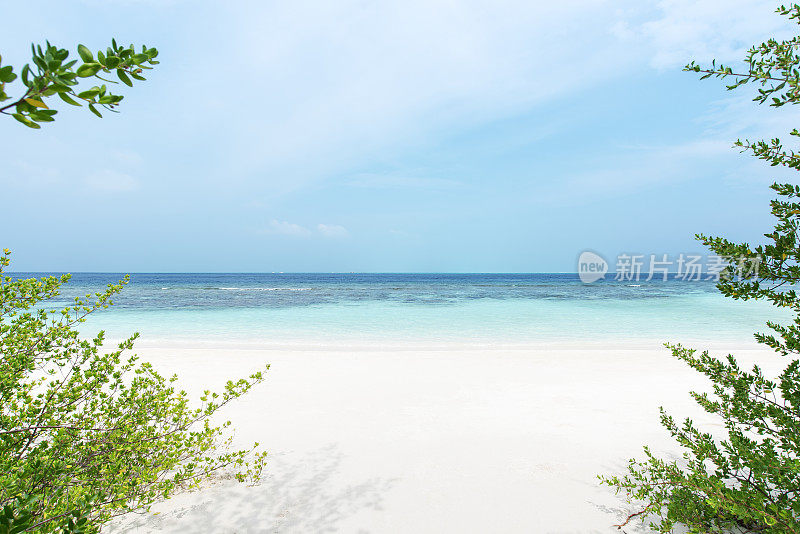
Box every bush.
[0,250,268,533]
[603,5,800,532]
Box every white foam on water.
[216,287,313,291]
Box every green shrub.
[603,5,800,532]
[0,251,268,533]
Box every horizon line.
[6,271,709,276]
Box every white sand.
[108,340,780,533]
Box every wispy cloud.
[613,0,793,69]
[317,223,349,238]
[4,160,62,188]
[168,1,640,192]
[528,137,772,207]
[83,169,139,192]
[697,94,798,140]
[158,0,791,201]
[259,220,349,238]
[111,149,144,166]
[347,173,462,190]
[260,219,312,237]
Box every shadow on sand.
[589,454,691,534]
[113,445,397,533]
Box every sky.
[1,0,798,272]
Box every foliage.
[602,4,800,533]
[1,496,89,534]
[0,249,268,533]
[0,39,158,128]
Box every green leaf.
[76,64,102,78]
[104,56,120,69]
[117,70,132,87]
[88,103,102,118]
[24,98,48,109]
[77,44,94,63]
[32,56,47,71]
[12,113,41,128]
[58,93,81,106]
[77,89,99,99]
[30,110,56,122]
[0,65,14,83]
[21,64,30,86]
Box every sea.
[7,272,787,349]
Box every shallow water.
[9,272,787,347]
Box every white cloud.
[613,0,794,69]
[168,0,635,192]
[347,173,462,190]
[260,219,312,237]
[5,0,791,203]
[4,160,62,188]
[317,224,349,238]
[619,139,732,157]
[528,135,778,207]
[111,149,144,167]
[697,94,798,141]
[83,169,139,192]
[258,220,349,238]
[159,0,793,200]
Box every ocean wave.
[216,287,313,291]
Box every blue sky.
[1,0,797,272]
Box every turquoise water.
[11,273,786,347]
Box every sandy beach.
[107,340,779,533]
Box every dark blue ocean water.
[6,273,782,346]
[12,272,722,309]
